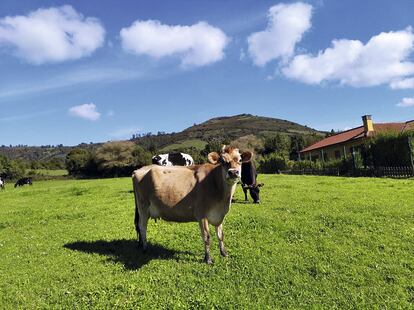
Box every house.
[300,115,414,161]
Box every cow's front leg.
[199,218,212,264]
[243,187,248,201]
[215,224,227,257]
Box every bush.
[258,153,292,174]
[291,160,322,170]
[262,134,290,156]
[365,131,414,167]
[132,145,153,168]
[65,149,96,177]
[0,155,26,180]
[94,142,152,177]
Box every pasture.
[0,175,413,308]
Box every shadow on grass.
[232,199,254,205]
[64,239,194,270]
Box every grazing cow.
[14,177,32,188]
[241,159,264,204]
[0,177,4,190]
[133,146,252,264]
[152,152,194,166]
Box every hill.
[183,113,322,138]
[0,143,98,163]
[133,114,325,152]
[1,114,325,161]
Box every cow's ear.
[208,152,220,164]
[241,151,253,163]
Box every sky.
[1,0,414,146]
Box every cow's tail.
[132,174,140,233]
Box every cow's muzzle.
[227,169,240,180]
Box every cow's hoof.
[204,255,213,264]
[220,250,228,257]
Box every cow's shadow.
[64,239,194,270]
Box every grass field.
[159,139,207,152]
[0,175,413,308]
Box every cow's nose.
[228,169,240,179]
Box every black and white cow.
[14,177,33,188]
[0,177,4,190]
[241,160,264,204]
[152,152,194,166]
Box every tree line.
[64,133,321,178]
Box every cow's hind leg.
[199,218,212,264]
[132,182,149,251]
[243,187,248,202]
[215,224,227,257]
[137,208,149,252]
[134,205,143,246]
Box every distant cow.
[14,177,32,188]
[0,177,4,190]
[152,152,194,166]
[133,146,252,263]
[241,159,264,204]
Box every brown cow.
[132,146,252,263]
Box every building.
[300,115,414,161]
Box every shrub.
[366,131,414,167]
[94,142,152,177]
[258,153,292,174]
[65,149,96,177]
[262,134,290,156]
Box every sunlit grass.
[0,175,413,308]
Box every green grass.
[0,175,413,308]
[159,139,207,152]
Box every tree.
[289,135,306,160]
[94,141,151,177]
[0,154,10,177]
[65,148,94,176]
[263,134,290,156]
[132,145,152,168]
[201,139,225,157]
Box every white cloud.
[69,103,100,121]
[120,20,229,67]
[390,77,414,89]
[109,126,140,138]
[247,2,312,66]
[0,5,105,64]
[282,27,414,87]
[397,97,414,107]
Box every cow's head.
[243,183,264,203]
[208,146,253,184]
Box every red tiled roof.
[300,121,414,153]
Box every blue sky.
[1,0,414,146]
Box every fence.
[281,166,414,179]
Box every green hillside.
[183,114,322,139]
[133,114,325,151]
[1,114,324,161]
